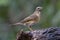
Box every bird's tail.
[13,22,24,25]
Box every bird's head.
[36,7,43,11]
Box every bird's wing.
[20,14,38,23]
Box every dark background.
[0,0,60,40]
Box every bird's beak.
[39,7,43,11]
[40,7,43,10]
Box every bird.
[13,7,42,31]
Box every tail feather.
[13,22,24,25]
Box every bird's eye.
[38,8,40,9]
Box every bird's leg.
[28,26,33,31]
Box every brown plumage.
[13,7,42,31]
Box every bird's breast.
[35,13,40,22]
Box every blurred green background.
[0,0,60,40]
